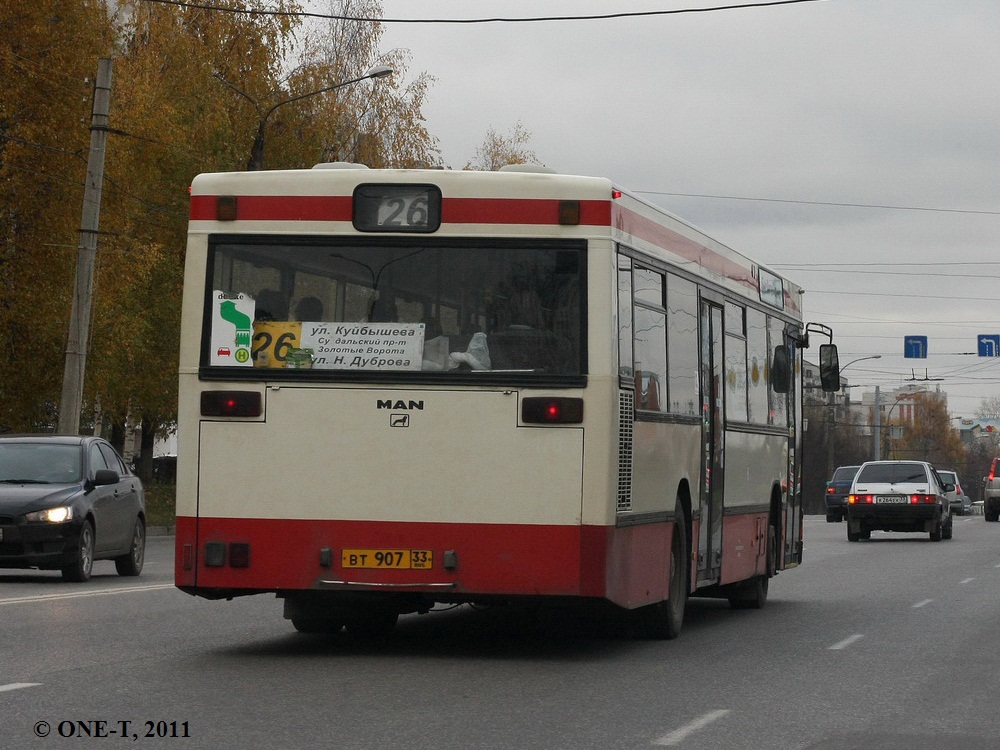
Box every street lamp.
[839,354,882,383]
[873,386,929,460]
[217,64,394,171]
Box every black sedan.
[0,435,145,581]
[825,465,861,522]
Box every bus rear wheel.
[728,523,774,610]
[345,610,399,639]
[632,513,688,640]
[291,616,344,634]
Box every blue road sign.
[978,334,1000,357]
[904,336,928,359]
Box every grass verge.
[145,483,176,528]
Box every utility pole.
[57,57,113,435]
[873,385,881,460]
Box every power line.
[137,0,827,23]
[641,190,1000,216]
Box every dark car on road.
[825,465,860,523]
[846,460,953,542]
[0,435,145,581]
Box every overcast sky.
[368,0,999,414]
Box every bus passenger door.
[697,300,724,585]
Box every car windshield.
[939,472,957,484]
[0,443,82,484]
[857,462,927,484]
[833,467,859,481]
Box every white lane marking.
[960,577,975,584]
[653,710,730,746]
[828,634,864,650]
[912,599,933,608]
[0,683,42,693]
[0,583,174,606]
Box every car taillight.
[847,494,873,504]
[827,486,835,494]
[910,494,936,504]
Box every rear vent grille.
[617,390,634,512]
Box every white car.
[937,470,971,516]
[846,460,953,542]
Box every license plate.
[875,495,908,504]
[341,549,433,570]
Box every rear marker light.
[229,542,251,568]
[217,195,237,221]
[522,397,584,424]
[201,390,262,417]
[204,541,226,567]
[558,200,580,225]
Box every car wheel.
[115,518,146,576]
[847,528,861,542]
[986,509,999,522]
[929,518,943,542]
[943,515,953,540]
[826,513,841,523]
[62,520,94,582]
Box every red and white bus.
[175,163,839,638]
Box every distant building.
[858,384,948,428]
[955,417,1000,446]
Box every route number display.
[353,184,441,233]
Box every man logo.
[377,399,424,410]
[390,414,410,428]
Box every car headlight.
[24,506,74,523]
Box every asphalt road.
[2,516,999,749]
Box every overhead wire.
[136,0,828,23]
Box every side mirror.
[771,346,790,394]
[92,469,120,487]
[819,343,840,392]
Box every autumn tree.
[0,0,114,430]
[0,0,440,469]
[890,392,965,469]
[976,395,1000,419]
[465,121,540,171]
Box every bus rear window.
[204,238,584,376]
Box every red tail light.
[910,494,936,504]
[522,397,583,424]
[847,494,874,505]
[201,390,262,417]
